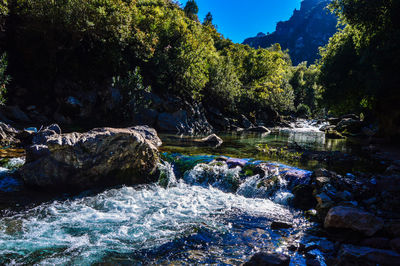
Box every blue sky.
[177,0,302,43]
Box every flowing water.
[0,120,365,265]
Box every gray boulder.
[198,134,223,146]
[20,126,161,189]
[324,206,384,236]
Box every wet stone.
[244,252,290,266]
[271,221,293,230]
[324,206,384,236]
[315,176,330,188]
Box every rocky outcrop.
[19,125,161,190]
[324,206,384,236]
[243,0,337,65]
[136,95,213,135]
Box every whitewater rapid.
[0,181,303,265]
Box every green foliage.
[223,43,295,114]
[112,67,151,119]
[204,55,241,112]
[290,62,321,115]
[0,53,10,105]
[4,0,316,121]
[256,143,303,162]
[9,0,135,94]
[0,0,7,17]
[319,0,400,136]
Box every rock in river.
[244,252,290,266]
[324,206,384,236]
[19,126,161,190]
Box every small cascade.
[158,161,177,188]
[183,161,241,192]
[236,165,293,204]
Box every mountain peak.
[243,0,337,65]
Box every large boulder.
[335,117,363,134]
[324,206,384,236]
[19,126,161,190]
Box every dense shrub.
[112,67,151,119]
[290,62,321,115]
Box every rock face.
[324,206,384,236]
[19,126,161,189]
[243,0,337,65]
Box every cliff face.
[243,0,337,65]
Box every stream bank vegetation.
[0,0,322,124]
[0,0,397,140]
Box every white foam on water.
[273,191,295,205]
[184,162,241,192]
[0,182,296,265]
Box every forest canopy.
[1,0,398,137]
[318,0,400,136]
[0,0,321,119]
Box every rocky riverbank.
[0,120,399,265]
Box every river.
[0,121,370,265]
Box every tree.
[318,0,400,136]
[290,62,321,114]
[203,12,213,26]
[184,0,198,20]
